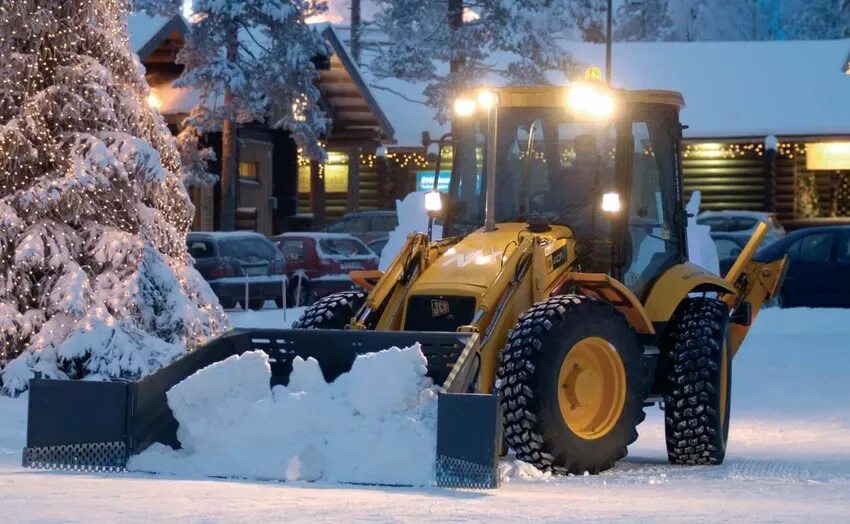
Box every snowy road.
[2,308,849,522]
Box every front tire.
[662,297,732,466]
[497,295,650,475]
[292,290,366,329]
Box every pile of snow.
[0,394,26,467]
[379,192,443,271]
[686,191,719,274]
[129,345,438,486]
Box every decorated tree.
[0,0,229,395]
[138,0,331,230]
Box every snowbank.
[227,306,307,329]
[0,394,26,467]
[686,191,719,274]
[129,345,438,486]
[379,192,443,271]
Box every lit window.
[239,162,259,180]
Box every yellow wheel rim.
[720,338,729,425]
[558,337,627,440]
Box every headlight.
[566,83,615,119]
[601,192,621,213]
[425,191,443,212]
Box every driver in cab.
[548,134,602,240]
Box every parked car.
[325,210,398,244]
[187,232,287,310]
[711,233,749,259]
[719,226,850,308]
[270,232,379,302]
[698,211,786,244]
[367,236,389,257]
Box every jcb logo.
[431,299,450,317]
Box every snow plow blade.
[23,328,501,488]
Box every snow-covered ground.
[1,307,849,522]
[227,304,307,329]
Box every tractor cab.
[443,84,688,297]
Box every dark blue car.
[720,225,850,308]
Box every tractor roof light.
[477,89,498,110]
[566,83,615,119]
[453,97,477,117]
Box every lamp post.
[605,0,613,85]
[482,92,498,232]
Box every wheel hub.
[558,337,627,440]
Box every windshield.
[219,237,277,261]
[448,107,615,237]
[319,237,371,257]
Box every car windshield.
[219,237,277,261]
[449,107,616,234]
[319,237,371,256]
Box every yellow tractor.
[20,81,787,490]
[293,83,787,481]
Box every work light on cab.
[453,97,477,117]
[566,82,615,119]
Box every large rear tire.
[662,297,731,466]
[292,290,366,329]
[497,295,650,475]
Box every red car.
[270,233,379,304]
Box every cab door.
[621,116,684,298]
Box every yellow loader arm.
[721,223,789,357]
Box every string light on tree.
[0,0,228,395]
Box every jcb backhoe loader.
[23,81,786,489]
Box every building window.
[297,152,350,193]
[239,161,259,180]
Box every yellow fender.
[644,262,737,324]
[550,272,655,335]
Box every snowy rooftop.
[363,39,850,147]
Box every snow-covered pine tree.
[370,0,577,121]
[667,0,704,41]
[615,0,674,42]
[785,0,850,39]
[0,0,229,395]
[569,0,608,43]
[139,0,331,230]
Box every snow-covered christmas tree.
[0,0,229,395]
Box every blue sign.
[417,171,452,192]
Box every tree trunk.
[219,28,239,231]
[351,0,362,65]
[347,146,361,213]
[310,160,326,227]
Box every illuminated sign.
[417,171,452,192]
[806,142,850,170]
